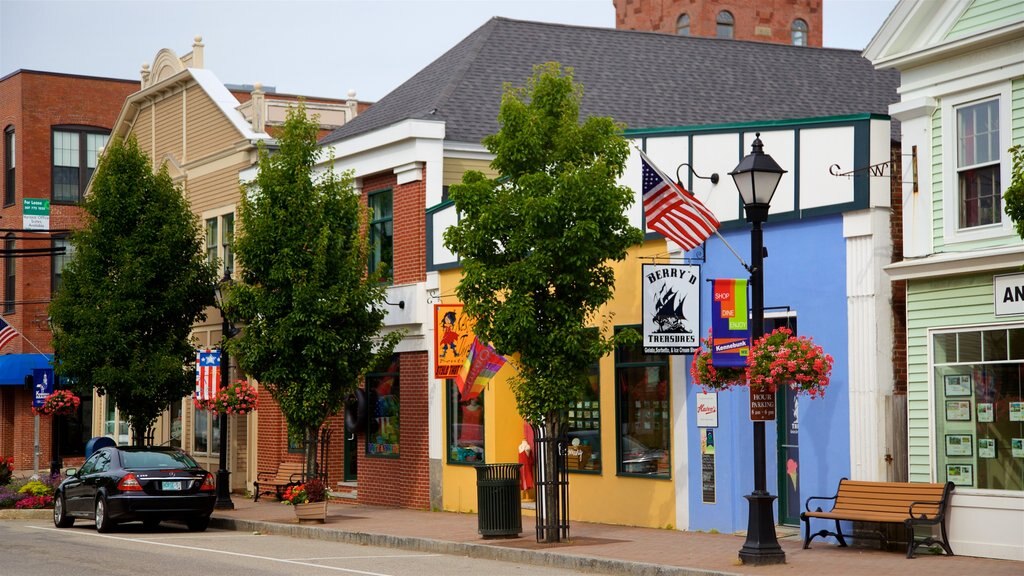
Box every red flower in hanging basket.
[746,327,833,398]
[33,389,81,416]
[193,379,258,414]
[690,331,747,392]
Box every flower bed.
[0,476,59,509]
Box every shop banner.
[711,278,749,367]
[434,304,475,379]
[642,263,700,354]
[32,368,54,408]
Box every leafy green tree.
[49,137,217,445]
[443,62,643,541]
[1004,144,1024,239]
[226,103,401,476]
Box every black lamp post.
[213,270,235,510]
[730,133,787,566]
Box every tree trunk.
[305,427,319,481]
[533,415,567,543]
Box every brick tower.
[613,0,823,47]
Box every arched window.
[676,13,690,36]
[3,126,13,207]
[792,19,808,46]
[716,11,734,39]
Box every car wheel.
[53,494,74,528]
[142,518,161,530]
[94,497,115,533]
[185,515,210,532]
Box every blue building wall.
[685,213,851,533]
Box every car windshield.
[120,450,199,470]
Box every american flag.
[639,148,720,251]
[195,349,221,400]
[0,316,21,350]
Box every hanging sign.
[195,349,221,401]
[32,368,54,408]
[434,304,475,379]
[711,278,749,367]
[749,388,776,421]
[994,273,1024,317]
[696,392,718,428]
[701,428,716,504]
[642,263,700,354]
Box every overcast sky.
[1,0,898,101]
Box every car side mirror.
[64,467,78,477]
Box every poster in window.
[946,464,973,487]
[977,403,994,423]
[945,400,971,422]
[978,438,996,459]
[1010,402,1024,422]
[943,374,972,397]
[945,434,973,457]
[1013,438,1024,458]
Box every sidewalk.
[210,498,1021,576]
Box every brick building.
[0,69,137,473]
[613,0,823,47]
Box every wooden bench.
[253,462,305,502]
[801,478,955,558]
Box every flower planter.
[293,500,327,522]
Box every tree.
[226,103,401,477]
[1004,144,1024,240]
[443,62,643,542]
[49,137,217,445]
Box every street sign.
[749,388,775,421]
[23,198,50,231]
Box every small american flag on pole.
[0,316,21,350]
[195,349,221,401]
[638,147,720,251]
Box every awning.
[0,354,54,386]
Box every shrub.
[18,480,54,497]
[0,456,14,485]
[14,495,53,509]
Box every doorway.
[765,313,800,527]
[344,428,357,482]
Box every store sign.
[434,304,475,379]
[23,199,50,231]
[696,392,718,428]
[749,388,776,421]
[994,273,1024,317]
[641,263,700,354]
[701,428,716,504]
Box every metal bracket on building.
[828,146,919,193]
[639,247,707,264]
[385,299,405,310]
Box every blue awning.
[0,354,54,385]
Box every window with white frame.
[943,86,1012,242]
[932,327,1023,492]
[52,128,108,203]
[205,211,235,276]
[52,236,74,294]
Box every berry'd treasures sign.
[642,263,700,354]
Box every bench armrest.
[804,494,838,513]
[256,471,276,482]
[908,499,942,520]
[289,472,306,483]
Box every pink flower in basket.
[34,390,81,417]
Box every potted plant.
[281,477,329,522]
[193,379,258,414]
[34,390,81,417]
[690,332,747,392]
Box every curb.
[209,516,740,576]
[0,509,52,520]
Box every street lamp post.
[213,270,235,510]
[730,133,787,566]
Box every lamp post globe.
[730,133,787,565]
[214,269,235,510]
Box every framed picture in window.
[943,374,971,397]
[978,438,996,459]
[946,464,973,487]
[945,400,971,422]
[945,434,973,457]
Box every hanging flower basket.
[690,332,747,391]
[193,379,258,414]
[746,327,833,398]
[34,390,81,417]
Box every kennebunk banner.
[711,278,749,367]
[434,304,475,379]
[642,263,700,354]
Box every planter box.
[293,500,327,523]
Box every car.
[53,446,217,532]
[620,435,667,475]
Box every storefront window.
[933,327,1023,491]
[567,359,601,473]
[447,380,484,464]
[367,356,400,457]
[615,326,671,477]
[168,400,182,449]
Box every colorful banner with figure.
[455,337,507,400]
[711,278,749,367]
[434,304,475,379]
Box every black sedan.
[53,446,217,532]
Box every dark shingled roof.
[321,17,899,146]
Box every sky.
[1,0,898,102]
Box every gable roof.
[322,17,900,146]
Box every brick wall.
[890,143,906,395]
[614,0,823,47]
[361,169,427,285]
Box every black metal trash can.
[475,463,522,538]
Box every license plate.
[161,481,183,491]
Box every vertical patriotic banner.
[195,349,221,400]
[711,278,749,367]
[434,304,475,379]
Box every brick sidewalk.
[210,498,1022,576]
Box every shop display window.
[933,327,1023,491]
[447,380,485,464]
[366,356,400,458]
[615,326,671,477]
[567,358,601,473]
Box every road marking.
[288,555,442,561]
[29,526,395,576]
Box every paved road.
[0,519,589,576]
